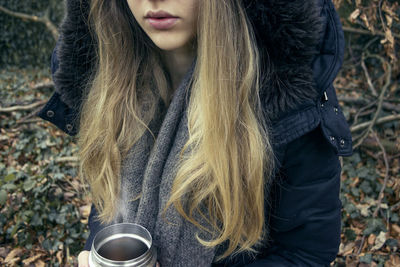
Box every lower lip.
[146,18,179,30]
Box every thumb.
[78,250,90,267]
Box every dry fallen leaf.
[385,254,400,267]
[34,259,46,267]
[391,224,400,236]
[381,29,395,46]
[360,13,375,33]
[349,8,361,23]
[355,203,371,217]
[0,247,9,258]
[56,250,63,265]
[368,233,376,245]
[4,248,24,265]
[63,192,75,200]
[339,242,355,256]
[371,231,387,251]
[22,254,43,265]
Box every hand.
[78,250,90,267]
[156,261,161,267]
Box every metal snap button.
[340,139,345,147]
[46,110,54,118]
[330,136,335,142]
[66,124,73,131]
[334,107,338,114]
[323,91,328,101]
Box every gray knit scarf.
[116,58,217,267]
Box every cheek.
[188,1,199,33]
[126,1,140,21]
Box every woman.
[37,0,353,266]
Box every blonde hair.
[78,0,274,261]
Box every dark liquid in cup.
[98,236,148,261]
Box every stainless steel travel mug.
[88,223,157,267]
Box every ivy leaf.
[2,183,17,191]
[344,228,356,241]
[363,218,387,235]
[23,178,36,192]
[359,253,372,264]
[53,172,64,180]
[0,190,7,205]
[4,173,16,182]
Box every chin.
[150,35,193,52]
[156,44,185,51]
[153,42,187,51]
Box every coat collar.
[53,0,324,122]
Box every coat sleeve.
[245,125,342,267]
[36,40,80,136]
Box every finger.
[156,261,160,267]
[78,251,90,267]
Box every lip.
[144,10,179,30]
[145,17,179,30]
[145,10,178,19]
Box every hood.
[53,0,325,121]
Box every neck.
[161,42,196,92]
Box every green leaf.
[4,173,16,182]
[23,178,36,192]
[390,211,399,223]
[344,228,356,241]
[350,187,360,197]
[10,222,20,237]
[386,238,399,248]
[359,253,372,264]
[21,210,34,221]
[2,183,17,191]
[53,172,64,180]
[357,168,369,179]
[0,190,7,205]
[363,218,386,235]
[42,239,52,250]
[31,213,43,226]
[360,181,372,194]
[65,237,74,245]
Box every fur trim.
[53,0,96,111]
[53,0,325,120]
[243,0,324,120]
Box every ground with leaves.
[0,63,399,266]
[0,67,90,266]
[1,0,400,266]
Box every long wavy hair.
[78,0,275,261]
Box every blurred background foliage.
[0,0,63,68]
[0,0,399,266]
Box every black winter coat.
[36,0,353,266]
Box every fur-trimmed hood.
[53,0,326,121]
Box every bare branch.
[0,82,54,113]
[338,97,400,112]
[32,82,55,91]
[361,58,378,97]
[353,54,392,149]
[0,5,58,40]
[55,156,79,163]
[342,26,400,39]
[350,114,400,133]
[371,131,390,218]
[0,100,47,113]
